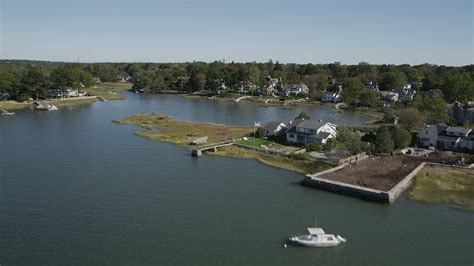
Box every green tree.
[359,90,381,107]
[380,70,407,91]
[421,95,449,124]
[255,127,267,138]
[337,127,369,154]
[374,126,394,154]
[396,107,424,131]
[296,112,311,120]
[21,67,49,100]
[341,77,364,105]
[50,65,82,97]
[391,126,412,149]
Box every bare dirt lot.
[318,152,473,191]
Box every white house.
[286,120,338,144]
[379,91,399,102]
[281,84,309,96]
[418,124,474,152]
[322,87,342,103]
[263,121,287,136]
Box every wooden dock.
[191,140,234,157]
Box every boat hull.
[289,234,344,247]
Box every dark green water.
[0,93,473,266]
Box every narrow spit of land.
[0,82,131,111]
[113,113,330,174]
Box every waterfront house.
[263,121,287,137]
[48,89,63,98]
[397,84,416,103]
[117,74,131,83]
[265,75,280,87]
[365,81,379,91]
[65,88,79,97]
[234,81,256,93]
[417,124,474,152]
[322,87,342,103]
[286,120,338,144]
[379,91,399,102]
[450,101,474,125]
[281,84,309,96]
[1,92,10,101]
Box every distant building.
[117,74,131,83]
[379,91,399,102]
[417,124,474,152]
[65,88,79,97]
[263,121,287,137]
[281,83,309,96]
[260,76,280,96]
[365,81,379,91]
[450,101,474,125]
[1,92,10,101]
[234,81,256,93]
[322,87,342,103]
[397,84,416,103]
[48,88,79,98]
[286,120,338,145]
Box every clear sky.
[0,0,472,65]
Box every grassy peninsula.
[113,113,330,174]
[87,82,132,100]
[0,82,131,111]
[409,165,474,211]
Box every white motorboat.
[36,104,58,111]
[289,227,346,247]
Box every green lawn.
[85,82,132,100]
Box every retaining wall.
[301,176,390,203]
[302,158,470,204]
[234,142,306,156]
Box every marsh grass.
[213,146,330,174]
[0,101,30,110]
[409,165,474,211]
[113,113,254,145]
[86,82,132,100]
[114,113,330,175]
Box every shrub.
[289,153,306,160]
[305,143,322,152]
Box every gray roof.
[285,118,304,132]
[315,132,331,140]
[263,121,285,132]
[437,135,460,142]
[446,126,472,135]
[436,124,449,134]
[296,120,326,130]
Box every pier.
[191,141,234,157]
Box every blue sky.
[0,0,472,65]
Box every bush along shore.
[112,113,330,175]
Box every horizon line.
[0,58,472,67]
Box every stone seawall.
[233,143,306,157]
[301,176,391,203]
[303,160,472,204]
[387,162,426,203]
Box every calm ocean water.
[1,93,472,265]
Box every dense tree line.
[1,60,472,105]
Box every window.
[288,134,295,138]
